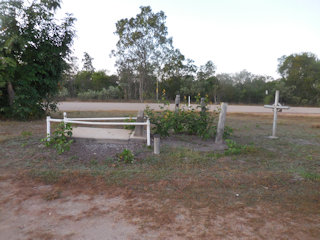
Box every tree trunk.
[7,81,15,106]
[139,76,144,102]
[156,79,159,101]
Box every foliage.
[124,117,135,130]
[145,97,227,139]
[117,148,134,164]
[57,87,69,100]
[73,71,93,92]
[21,131,32,137]
[91,71,118,91]
[82,52,94,72]
[278,52,320,104]
[77,86,122,100]
[0,0,75,119]
[223,126,233,139]
[299,172,320,181]
[67,69,119,96]
[42,122,73,154]
[224,139,255,156]
[112,6,173,102]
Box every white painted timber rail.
[67,117,137,121]
[46,112,150,146]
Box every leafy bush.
[77,89,98,100]
[105,86,122,99]
[77,86,122,100]
[145,100,224,139]
[223,126,233,139]
[124,117,135,130]
[117,149,134,164]
[57,87,69,99]
[42,122,73,154]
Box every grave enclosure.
[46,97,230,152]
[46,91,290,154]
[46,112,151,146]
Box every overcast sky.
[57,0,320,78]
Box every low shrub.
[117,149,134,164]
[145,98,231,139]
[224,139,255,155]
[57,87,69,99]
[42,122,73,154]
[77,86,122,100]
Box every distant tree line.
[1,2,320,120]
[61,50,320,106]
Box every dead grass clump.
[26,231,55,240]
[42,188,62,201]
[74,206,112,221]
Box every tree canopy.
[82,52,95,72]
[278,52,320,104]
[0,0,75,119]
[112,6,173,102]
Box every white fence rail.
[46,112,150,146]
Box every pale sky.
[57,0,320,78]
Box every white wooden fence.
[46,112,150,146]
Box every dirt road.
[58,102,320,114]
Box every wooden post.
[134,110,144,137]
[175,94,180,112]
[215,103,228,144]
[46,116,51,141]
[154,135,160,154]
[200,97,206,113]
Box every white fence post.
[147,118,150,146]
[63,112,67,126]
[46,116,51,141]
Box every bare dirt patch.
[1,175,319,240]
[0,176,138,240]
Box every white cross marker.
[264,90,290,139]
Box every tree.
[160,49,198,100]
[278,52,320,104]
[195,61,219,103]
[197,61,216,80]
[92,71,117,91]
[74,71,92,92]
[112,6,172,102]
[82,52,94,72]
[216,73,238,103]
[0,0,75,119]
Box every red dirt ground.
[1,174,319,240]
